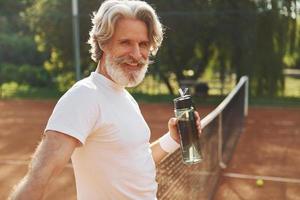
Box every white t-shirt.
[45,72,157,200]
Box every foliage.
[1,0,299,97]
[0,82,30,98]
[0,32,43,65]
[0,0,49,88]
[0,82,62,99]
[284,76,300,97]
[0,0,45,64]
[151,0,299,97]
[0,63,50,86]
[55,72,76,92]
[23,0,100,76]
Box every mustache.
[113,56,154,67]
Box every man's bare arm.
[150,118,179,164]
[8,131,79,200]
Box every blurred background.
[1,1,300,199]
[0,0,299,104]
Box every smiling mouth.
[124,63,142,69]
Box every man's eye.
[120,40,130,45]
[140,42,149,48]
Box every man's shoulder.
[73,76,98,91]
[61,77,100,102]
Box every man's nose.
[130,44,142,61]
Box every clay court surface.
[0,100,299,200]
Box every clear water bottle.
[174,94,203,165]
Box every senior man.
[9,0,201,199]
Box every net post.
[72,0,81,81]
[218,113,227,169]
[244,76,249,116]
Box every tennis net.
[156,76,249,200]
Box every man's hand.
[151,111,202,164]
[168,111,202,144]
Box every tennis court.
[0,92,299,199]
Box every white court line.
[0,160,73,168]
[223,172,300,184]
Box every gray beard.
[105,55,148,87]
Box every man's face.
[103,17,151,87]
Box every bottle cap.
[173,95,193,109]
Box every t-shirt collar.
[91,72,125,91]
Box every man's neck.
[96,57,112,81]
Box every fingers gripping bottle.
[174,89,203,165]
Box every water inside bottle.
[178,118,202,165]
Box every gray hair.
[87,0,164,62]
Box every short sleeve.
[45,84,100,144]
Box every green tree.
[0,0,48,86]
[148,0,215,94]
[21,0,300,96]
[0,0,43,65]
[23,0,103,90]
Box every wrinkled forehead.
[111,17,149,43]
